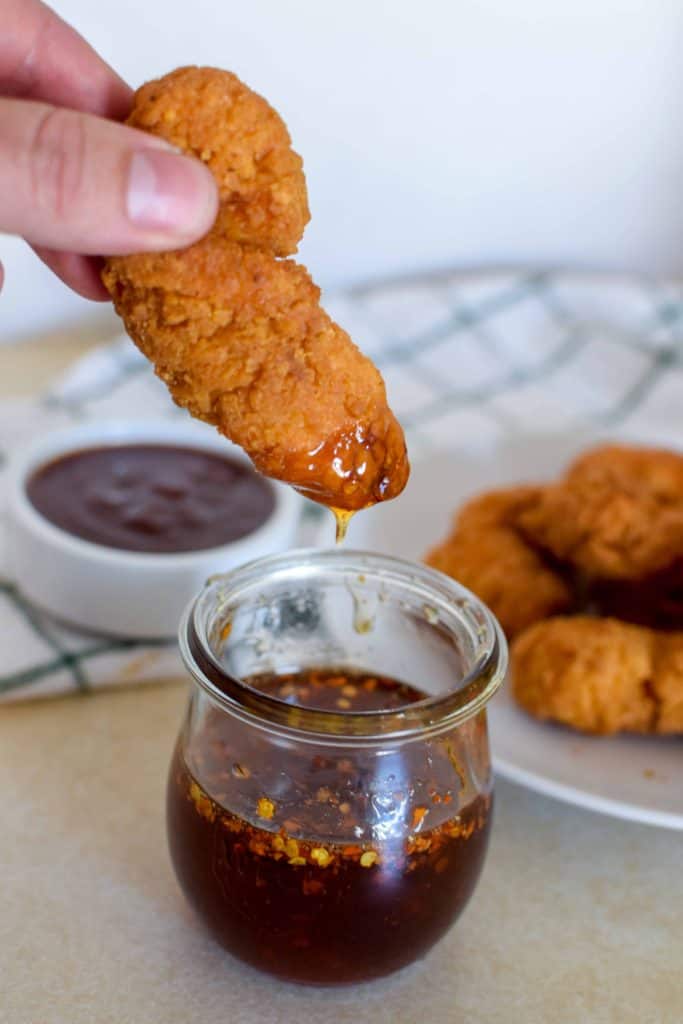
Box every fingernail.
[126,149,217,237]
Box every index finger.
[0,0,132,119]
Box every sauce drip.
[332,506,354,545]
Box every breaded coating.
[425,487,574,639]
[653,635,683,732]
[104,237,407,504]
[511,616,683,735]
[127,66,309,255]
[515,445,683,581]
[103,67,409,511]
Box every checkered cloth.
[2,269,683,701]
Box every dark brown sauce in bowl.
[26,444,275,554]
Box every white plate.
[315,431,683,830]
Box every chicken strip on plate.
[425,486,574,639]
[511,615,683,735]
[515,445,683,581]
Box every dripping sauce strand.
[332,507,355,545]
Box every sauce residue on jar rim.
[26,443,276,554]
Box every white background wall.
[2,0,683,342]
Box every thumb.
[0,98,218,254]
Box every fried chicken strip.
[102,67,409,511]
[515,445,683,581]
[425,487,574,639]
[511,616,683,735]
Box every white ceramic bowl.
[5,419,302,638]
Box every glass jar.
[167,549,507,985]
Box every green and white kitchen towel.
[2,269,683,701]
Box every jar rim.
[179,548,508,744]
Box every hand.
[0,0,218,299]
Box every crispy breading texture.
[102,67,409,511]
[515,445,683,581]
[425,487,574,639]
[103,238,407,504]
[511,616,683,735]
[127,66,310,255]
[652,634,683,732]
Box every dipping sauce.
[26,444,275,554]
[167,667,491,984]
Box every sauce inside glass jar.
[167,667,492,984]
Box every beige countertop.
[1,338,681,1024]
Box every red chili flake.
[411,807,427,830]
